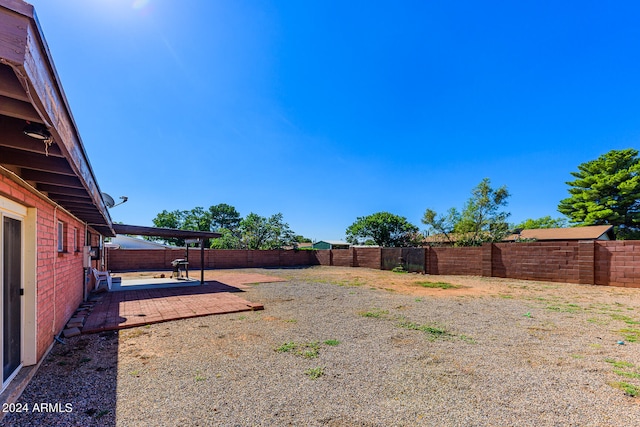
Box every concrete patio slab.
[111,277,208,291]
[82,280,265,333]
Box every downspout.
[52,205,58,335]
[83,222,88,301]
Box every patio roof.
[111,223,221,285]
[0,1,114,236]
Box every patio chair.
[92,268,112,291]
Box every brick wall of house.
[1,174,95,361]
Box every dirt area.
[4,266,640,426]
[231,265,639,301]
[117,265,640,323]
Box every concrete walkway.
[82,280,264,333]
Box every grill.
[171,259,189,279]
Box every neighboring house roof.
[0,2,114,236]
[425,225,615,245]
[504,225,614,241]
[317,240,350,246]
[105,235,171,250]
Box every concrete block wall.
[353,247,381,269]
[107,248,319,271]
[107,240,640,288]
[491,241,583,283]
[427,246,484,276]
[329,249,353,267]
[595,241,640,288]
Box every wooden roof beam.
[53,201,96,211]
[20,169,83,188]
[44,194,92,204]
[37,184,89,197]
[0,129,63,157]
[0,95,41,122]
[0,64,29,102]
[0,146,74,175]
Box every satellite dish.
[102,193,116,208]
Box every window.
[73,227,78,252]
[57,221,65,252]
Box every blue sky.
[28,0,640,241]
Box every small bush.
[359,308,389,318]
[415,281,459,289]
[305,367,325,379]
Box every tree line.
[346,148,640,247]
[149,204,310,249]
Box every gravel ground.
[3,267,640,426]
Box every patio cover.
[112,224,221,284]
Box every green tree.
[150,207,213,246]
[422,207,461,244]
[558,149,640,239]
[345,212,419,247]
[422,178,510,246]
[455,178,510,245]
[182,207,212,232]
[514,216,567,230]
[209,203,241,231]
[293,235,312,243]
[151,209,186,246]
[238,212,296,249]
[209,228,241,249]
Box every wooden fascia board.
[0,3,28,65]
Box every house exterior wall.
[1,173,99,363]
[312,241,331,250]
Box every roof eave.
[0,2,114,236]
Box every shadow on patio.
[82,277,268,334]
